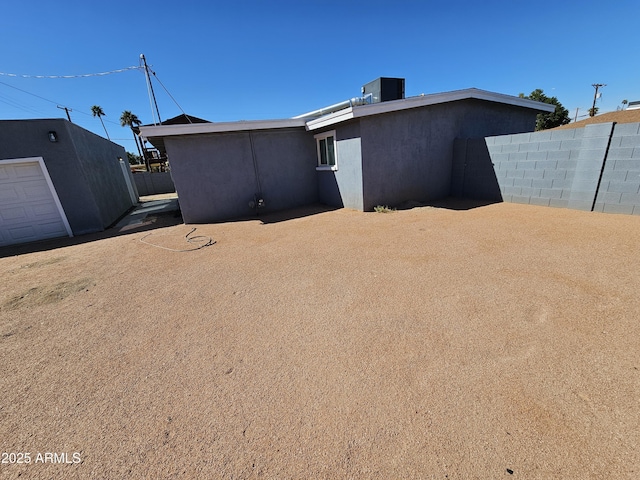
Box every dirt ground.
[0,201,639,479]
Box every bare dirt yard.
[1,201,639,479]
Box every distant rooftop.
[553,108,640,130]
[626,100,640,111]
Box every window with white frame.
[315,130,337,170]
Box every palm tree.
[120,110,145,169]
[91,105,110,140]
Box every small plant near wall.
[374,205,395,213]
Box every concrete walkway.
[114,194,180,230]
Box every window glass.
[319,138,327,165]
[327,136,335,166]
[315,130,337,169]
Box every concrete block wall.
[593,123,640,215]
[467,121,640,215]
[133,171,176,196]
[486,127,595,209]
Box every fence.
[132,172,176,196]
[452,122,640,215]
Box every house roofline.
[140,88,556,139]
[139,118,306,139]
[305,88,556,130]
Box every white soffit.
[139,118,307,139]
[305,88,556,131]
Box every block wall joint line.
[591,122,617,212]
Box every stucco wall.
[0,119,132,235]
[165,128,317,223]
[317,121,364,210]
[63,121,133,228]
[360,99,538,210]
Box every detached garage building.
[0,119,138,247]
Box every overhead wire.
[150,70,191,123]
[0,66,143,79]
[0,60,190,132]
[0,79,62,106]
[0,92,45,115]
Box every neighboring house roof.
[135,113,211,133]
[553,108,640,130]
[140,88,554,140]
[158,114,211,125]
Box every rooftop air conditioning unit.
[362,77,405,104]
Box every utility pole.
[140,54,162,125]
[57,105,72,122]
[590,84,606,117]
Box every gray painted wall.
[594,123,640,215]
[165,128,317,223]
[317,121,364,210]
[0,119,133,235]
[134,172,176,196]
[458,122,640,215]
[359,99,539,210]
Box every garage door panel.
[1,179,54,204]
[0,184,21,203]
[1,217,68,245]
[0,205,28,222]
[1,202,60,223]
[39,220,68,236]
[13,163,44,179]
[0,158,72,247]
[32,201,60,217]
[6,224,37,242]
[22,181,55,201]
[0,163,43,180]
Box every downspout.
[248,131,264,215]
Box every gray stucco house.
[140,82,554,223]
[0,119,138,247]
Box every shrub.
[374,205,395,213]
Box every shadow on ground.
[0,201,184,259]
[396,197,502,211]
[257,204,340,224]
[0,202,341,258]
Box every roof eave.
[139,118,307,139]
[305,88,556,131]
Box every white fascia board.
[306,108,356,131]
[305,88,556,131]
[139,118,306,139]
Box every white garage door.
[0,157,73,247]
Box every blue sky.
[1,0,639,153]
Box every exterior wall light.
[48,131,58,142]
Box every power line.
[0,66,143,79]
[151,70,191,122]
[0,79,61,105]
[0,78,113,122]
